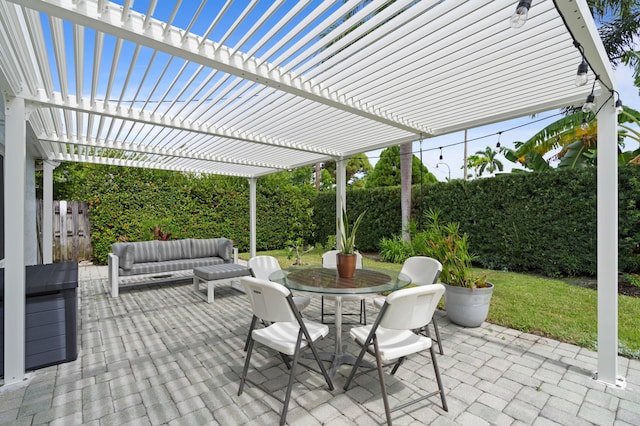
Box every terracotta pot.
[336,253,357,278]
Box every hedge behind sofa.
[108,238,237,297]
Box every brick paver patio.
[1,264,638,425]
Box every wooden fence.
[37,200,92,262]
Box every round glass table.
[270,267,411,376]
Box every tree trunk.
[315,162,321,190]
[400,142,412,242]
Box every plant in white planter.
[421,210,493,327]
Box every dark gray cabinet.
[1,262,78,374]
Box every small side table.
[193,264,251,303]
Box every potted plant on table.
[421,210,494,327]
[337,208,366,278]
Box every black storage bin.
[1,262,78,375]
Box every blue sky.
[48,1,639,179]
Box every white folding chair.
[245,256,312,351]
[344,285,448,425]
[238,277,334,426]
[373,256,444,354]
[321,250,367,325]
[248,256,311,311]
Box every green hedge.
[55,165,314,264]
[54,163,640,276]
[311,167,639,276]
[418,169,597,276]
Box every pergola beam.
[25,95,340,157]
[36,135,290,171]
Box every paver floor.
[1,264,639,425]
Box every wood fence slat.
[48,200,92,262]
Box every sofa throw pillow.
[191,238,219,259]
[220,238,233,262]
[112,243,134,270]
[157,240,184,262]
[133,241,158,263]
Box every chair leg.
[373,336,393,426]
[431,316,444,355]
[361,299,367,325]
[279,331,303,426]
[390,357,405,375]
[238,337,255,396]
[343,340,371,391]
[321,296,326,324]
[244,316,258,352]
[279,352,292,370]
[430,345,448,412]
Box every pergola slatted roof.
[0,0,611,178]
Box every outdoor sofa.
[108,238,238,297]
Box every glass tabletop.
[269,267,411,295]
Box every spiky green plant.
[339,208,366,255]
[422,210,487,289]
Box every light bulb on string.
[582,93,596,113]
[439,147,443,161]
[581,115,589,131]
[575,59,588,86]
[496,132,502,148]
[615,98,624,114]
[509,0,532,29]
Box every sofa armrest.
[108,253,120,297]
[233,247,238,264]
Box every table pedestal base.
[311,351,374,378]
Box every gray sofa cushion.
[112,242,134,270]
[191,238,231,260]
[157,240,185,262]
[180,239,192,259]
[133,241,158,263]
[119,257,225,276]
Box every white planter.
[443,282,494,327]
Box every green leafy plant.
[286,237,314,265]
[622,273,640,288]
[379,234,414,263]
[339,208,366,254]
[421,209,487,289]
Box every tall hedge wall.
[58,162,639,277]
[58,165,314,264]
[419,169,598,276]
[311,167,639,277]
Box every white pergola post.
[248,177,256,258]
[596,94,622,387]
[335,159,347,250]
[42,161,58,264]
[4,96,27,384]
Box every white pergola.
[1,0,621,388]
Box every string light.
[439,147,443,161]
[614,92,624,114]
[509,0,532,29]
[496,131,502,148]
[582,80,597,113]
[575,59,588,86]
[581,115,589,131]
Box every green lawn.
[242,250,640,359]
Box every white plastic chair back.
[400,256,442,285]
[242,277,297,323]
[380,284,445,330]
[322,250,363,269]
[248,256,281,280]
